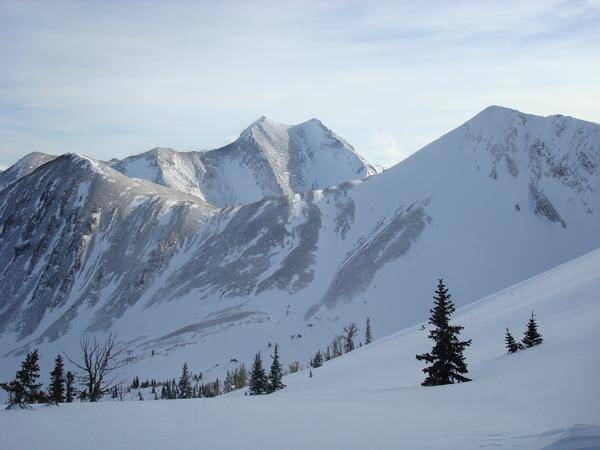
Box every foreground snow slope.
[2,249,599,450]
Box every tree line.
[1,279,544,406]
[414,278,543,386]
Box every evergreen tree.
[223,371,234,393]
[249,352,268,395]
[171,379,178,399]
[22,349,45,403]
[522,311,543,348]
[48,354,66,404]
[416,279,472,386]
[65,371,75,403]
[365,317,373,345]
[268,344,285,393]
[310,350,323,368]
[1,349,45,407]
[504,328,523,353]
[178,363,193,399]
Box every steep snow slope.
[0,106,599,386]
[0,154,215,344]
[1,249,599,450]
[112,117,377,206]
[99,105,599,381]
[0,152,57,191]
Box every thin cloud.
[1,0,599,168]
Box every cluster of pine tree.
[130,376,157,390]
[415,280,545,386]
[306,317,374,372]
[248,343,285,395]
[4,281,544,405]
[150,364,224,400]
[505,311,543,353]
[223,363,247,393]
[1,350,75,408]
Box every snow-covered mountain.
[0,152,57,191]
[112,117,377,207]
[3,248,599,450]
[0,106,599,385]
[0,154,215,343]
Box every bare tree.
[331,337,343,358]
[67,334,129,402]
[288,361,301,373]
[340,323,359,353]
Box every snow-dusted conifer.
[65,371,75,403]
[48,354,66,404]
[178,363,193,399]
[224,371,234,393]
[310,350,323,368]
[268,344,285,393]
[416,279,472,386]
[249,352,267,395]
[522,311,543,348]
[504,328,522,353]
[365,317,373,345]
[1,349,45,407]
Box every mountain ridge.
[111,117,377,207]
[0,106,598,386]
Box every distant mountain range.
[111,117,378,207]
[1,106,599,381]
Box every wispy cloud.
[1,0,599,168]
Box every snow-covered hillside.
[0,154,215,342]
[1,248,599,450]
[0,106,599,388]
[112,117,377,207]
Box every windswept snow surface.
[1,249,599,450]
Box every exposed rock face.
[0,154,215,342]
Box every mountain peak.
[0,151,58,191]
[238,116,286,141]
[480,105,519,114]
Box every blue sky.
[1,0,599,169]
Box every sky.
[1,0,599,171]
